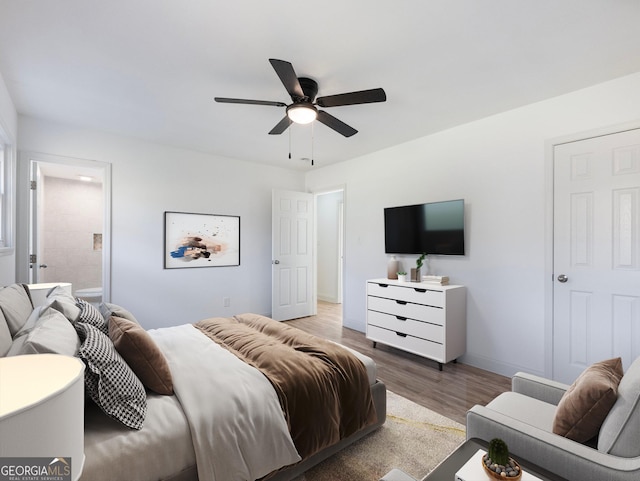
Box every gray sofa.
[466,358,640,481]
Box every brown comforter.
[194,313,377,460]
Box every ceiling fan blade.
[316,110,358,137]
[316,88,386,108]
[269,59,305,100]
[268,116,292,135]
[215,97,286,107]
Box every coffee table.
[422,438,568,481]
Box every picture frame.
[164,211,240,269]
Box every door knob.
[273,260,280,265]
[39,264,48,269]
[557,274,568,283]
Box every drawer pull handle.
[396,316,407,321]
[396,300,407,305]
[378,283,389,288]
[414,288,427,293]
[395,332,407,337]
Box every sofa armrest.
[511,372,569,406]
[466,405,640,481]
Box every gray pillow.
[45,285,81,322]
[100,302,139,325]
[7,306,80,356]
[598,356,640,457]
[0,284,34,336]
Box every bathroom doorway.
[27,152,111,303]
[315,188,344,324]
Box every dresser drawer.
[367,310,443,342]
[367,296,445,325]
[366,325,444,361]
[367,282,444,307]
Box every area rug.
[293,390,466,481]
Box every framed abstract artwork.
[164,211,240,269]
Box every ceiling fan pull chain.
[311,122,315,166]
[288,125,292,159]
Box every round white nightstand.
[0,354,85,481]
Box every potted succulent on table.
[482,438,522,480]
[397,271,408,282]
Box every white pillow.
[8,306,80,356]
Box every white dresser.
[366,278,466,370]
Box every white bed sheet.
[82,392,195,481]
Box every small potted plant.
[397,271,408,282]
[482,438,522,480]
[411,252,427,281]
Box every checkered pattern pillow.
[76,298,109,335]
[75,322,147,429]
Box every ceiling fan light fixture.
[287,103,317,124]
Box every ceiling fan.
[215,59,386,138]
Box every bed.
[0,283,386,481]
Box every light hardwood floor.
[286,301,512,425]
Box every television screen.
[384,199,465,255]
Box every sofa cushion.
[598,357,640,457]
[552,357,623,443]
[0,284,34,336]
[109,315,173,395]
[487,391,557,431]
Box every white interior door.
[272,189,314,321]
[553,128,640,383]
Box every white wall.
[305,72,640,378]
[17,116,305,328]
[0,71,17,285]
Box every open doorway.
[315,188,344,325]
[26,152,111,303]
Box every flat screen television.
[384,199,465,255]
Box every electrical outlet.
[223,297,230,307]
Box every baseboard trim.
[460,353,545,379]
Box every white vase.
[397,274,408,282]
[387,256,399,279]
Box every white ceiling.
[1,0,639,172]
